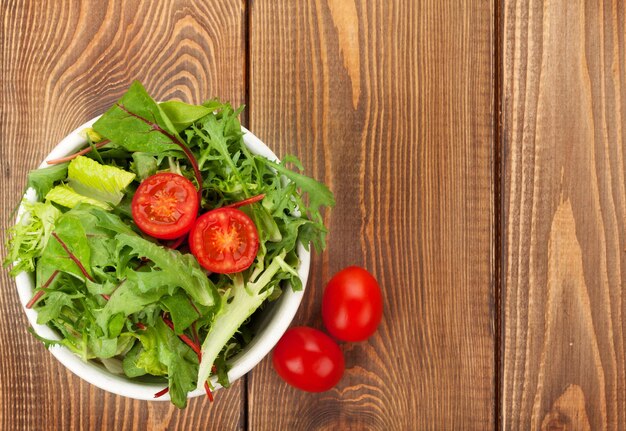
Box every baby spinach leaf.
[93,81,181,156]
[161,292,200,334]
[159,101,213,133]
[37,213,92,282]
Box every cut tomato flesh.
[189,208,259,273]
[132,173,199,240]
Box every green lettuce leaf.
[92,81,181,156]
[27,163,69,198]
[45,184,110,210]
[36,291,79,324]
[115,233,219,308]
[88,336,118,359]
[95,278,169,334]
[36,213,93,283]
[197,250,286,388]
[125,319,198,408]
[122,343,148,377]
[263,158,335,223]
[131,152,158,180]
[3,201,61,275]
[161,292,201,334]
[158,101,213,132]
[68,156,135,205]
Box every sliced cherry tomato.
[189,207,259,273]
[272,327,344,392]
[322,266,383,341]
[131,173,199,240]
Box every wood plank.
[0,1,246,429]
[502,1,626,429]
[248,1,495,429]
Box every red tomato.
[131,173,199,240]
[322,266,383,341]
[272,327,344,392]
[189,207,259,273]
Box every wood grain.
[247,1,495,429]
[13,0,626,429]
[0,1,246,429]
[502,1,626,429]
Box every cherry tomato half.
[131,173,199,240]
[189,207,259,274]
[272,327,344,392]
[322,266,383,341]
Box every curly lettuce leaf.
[123,319,198,408]
[3,201,61,275]
[197,250,286,389]
[115,233,218,308]
[263,157,335,223]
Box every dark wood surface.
[501,1,626,430]
[246,0,495,429]
[2,1,625,430]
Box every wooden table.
[1,1,624,429]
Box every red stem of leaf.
[26,270,59,308]
[51,232,95,282]
[100,278,126,302]
[188,299,201,318]
[153,383,212,402]
[46,140,110,165]
[224,193,266,209]
[161,315,202,357]
[116,103,203,201]
[161,314,213,402]
[153,387,169,398]
[191,322,200,345]
[204,381,213,402]
[135,322,147,330]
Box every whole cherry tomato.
[272,327,344,392]
[322,266,383,341]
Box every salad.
[4,81,334,408]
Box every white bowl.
[14,117,309,402]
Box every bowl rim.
[14,116,310,402]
